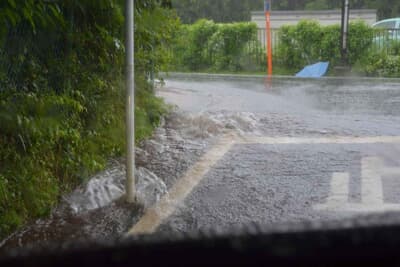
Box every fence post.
[265,0,273,76]
[126,0,136,203]
[340,0,350,65]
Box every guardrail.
[373,28,400,54]
[256,28,281,50]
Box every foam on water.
[63,111,265,214]
[168,111,263,138]
[64,164,168,213]
[136,167,168,208]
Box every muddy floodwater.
[3,75,400,252]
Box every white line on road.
[315,156,400,212]
[383,167,400,176]
[314,203,400,213]
[327,173,350,203]
[127,134,235,236]
[239,136,400,145]
[362,157,384,204]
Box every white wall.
[251,10,377,29]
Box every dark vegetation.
[0,0,178,239]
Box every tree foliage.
[0,0,178,239]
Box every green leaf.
[7,0,16,9]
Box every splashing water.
[64,163,126,213]
[64,164,168,213]
[136,167,168,208]
[168,111,263,138]
[63,111,263,214]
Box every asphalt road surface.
[130,75,400,235]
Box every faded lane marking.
[239,136,400,145]
[127,134,236,235]
[327,173,349,203]
[315,157,400,212]
[362,157,384,204]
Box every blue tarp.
[295,62,330,78]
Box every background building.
[251,9,377,29]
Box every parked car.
[372,18,400,46]
[372,18,400,30]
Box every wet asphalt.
[155,75,400,234]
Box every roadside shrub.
[276,20,374,70]
[0,86,126,237]
[276,21,322,70]
[348,21,374,65]
[169,20,260,72]
[208,22,258,71]
[356,50,400,77]
[319,24,342,66]
[181,19,218,70]
[0,0,176,240]
[372,39,400,56]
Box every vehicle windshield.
[1,0,400,263]
[374,20,397,28]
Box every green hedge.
[169,19,400,77]
[276,20,374,71]
[355,52,400,77]
[170,20,263,72]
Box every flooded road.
[3,74,400,252]
[150,75,400,234]
[159,75,400,136]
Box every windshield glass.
[374,20,397,28]
[1,0,400,261]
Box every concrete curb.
[159,72,400,84]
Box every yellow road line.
[127,134,236,235]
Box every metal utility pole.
[264,0,273,76]
[126,0,136,203]
[340,0,350,65]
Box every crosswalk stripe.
[327,173,350,203]
[361,157,384,205]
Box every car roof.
[372,18,400,27]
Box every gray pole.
[341,0,350,64]
[126,0,136,203]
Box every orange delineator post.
[265,11,272,76]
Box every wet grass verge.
[0,80,170,241]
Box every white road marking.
[362,157,384,204]
[314,203,400,212]
[315,156,400,212]
[127,135,400,235]
[327,173,349,203]
[383,167,400,176]
[127,134,235,236]
[239,136,400,145]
